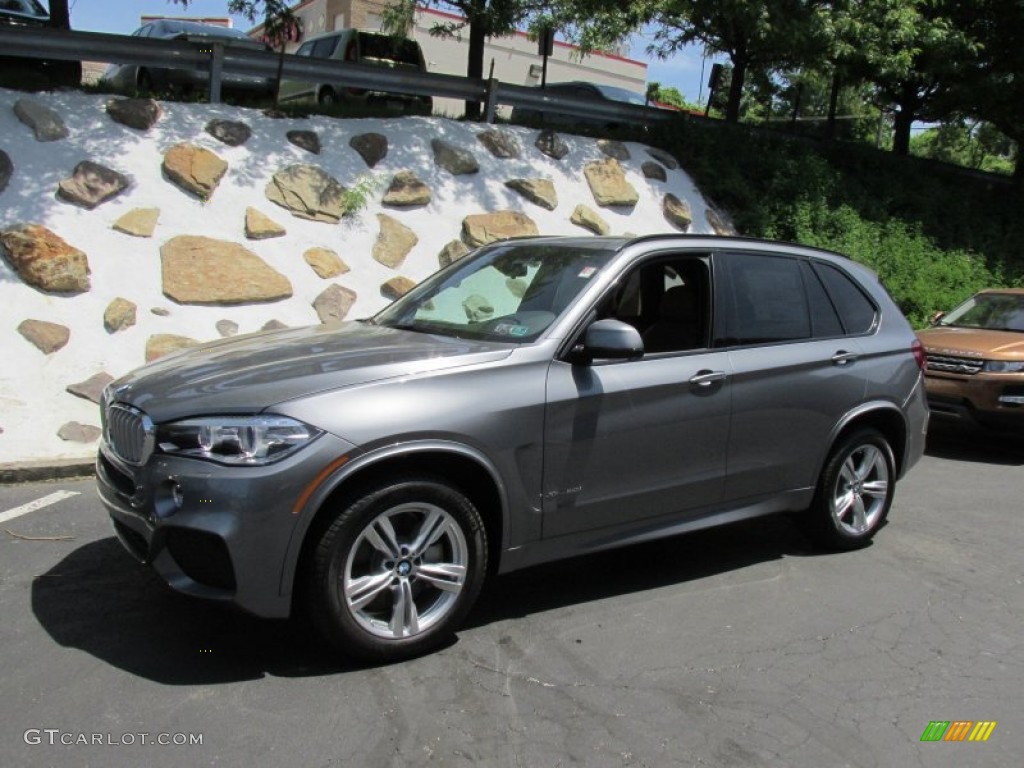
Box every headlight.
[982,360,1024,373]
[157,415,322,465]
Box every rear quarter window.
[814,262,878,334]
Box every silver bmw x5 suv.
[97,234,928,661]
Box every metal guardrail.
[0,25,676,128]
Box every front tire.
[306,475,487,661]
[803,428,895,550]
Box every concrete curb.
[0,458,95,485]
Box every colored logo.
[920,721,997,742]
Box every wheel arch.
[826,403,908,477]
[281,442,508,606]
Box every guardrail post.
[484,78,498,124]
[208,41,224,104]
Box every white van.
[279,29,432,114]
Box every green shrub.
[650,118,1023,326]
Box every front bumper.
[924,372,1024,430]
[96,432,357,618]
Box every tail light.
[911,339,926,371]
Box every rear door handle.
[831,350,859,366]
[689,370,727,387]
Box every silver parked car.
[101,19,273,97]
[97,235,928,661]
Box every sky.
[63,0,716,104]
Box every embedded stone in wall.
[161,235,293,305]
[151,307,170,316]
[303,247,349,279]
[163,143,228,200]
[13,98,68,142]
[262,319,288,331]
[585,158,638,208]
[112,207,159,237]
[663,193,692,231]
[477,129,520,159]
[535,130,569,160]
[58,422,101,443]
[17,319,70,354]
[505,178,557,210]
[373,214,418,268]
[216,319,239,337]
[350,132,388,168]
[646,147,679,170]
[0,150,12,195]
[313,284,357,323]
[642,161,667,182]
[462,211,539,248]
[265,164,347,223]
[206,118,251,146]
[0,224,90,294]
[432,139,479,175]
[706,207,736,235]
[245,207,286,239]
[381,276,416,300]
[287,129,321,155]
[438,239,469,268]
[382,171,431,207]
[104,297,137,333]
[146,334,200,362]
[57,161,129,209]
[570,204,610,236]
[106,98,162,131]
[598,139,630,161]
[66,372,114,404]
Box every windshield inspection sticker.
[578,266,598,279]
[493,322,530,337]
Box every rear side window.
[814,262,878,334]
[800,261,844,338]
[721,252,810,344]
[359,33,422,65]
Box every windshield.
[373,241,618,342]
[594,84,648,105]
[939,293,1024,332]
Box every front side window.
[599,256,710,354]
[374,242,617,343]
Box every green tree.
[384,0,541,120]
[946,0,1024,182]
[549,0,825,123]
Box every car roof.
[978,288,1024,296]
[144,19,252,38]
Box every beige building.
[250,0,647,115]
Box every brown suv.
[917,289,1024,429]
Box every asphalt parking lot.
[1,423,1022,768]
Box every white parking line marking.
[0,490,81,525]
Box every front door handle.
[831,350,859,366]
[689,370,727,387]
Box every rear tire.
[318,87,337,106]
[305,475,487,661]
[802,428,895,550]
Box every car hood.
[916,326,1024,359]
[108,322,514,423]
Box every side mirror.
[929,311,945,326]
[570,319,644,364]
